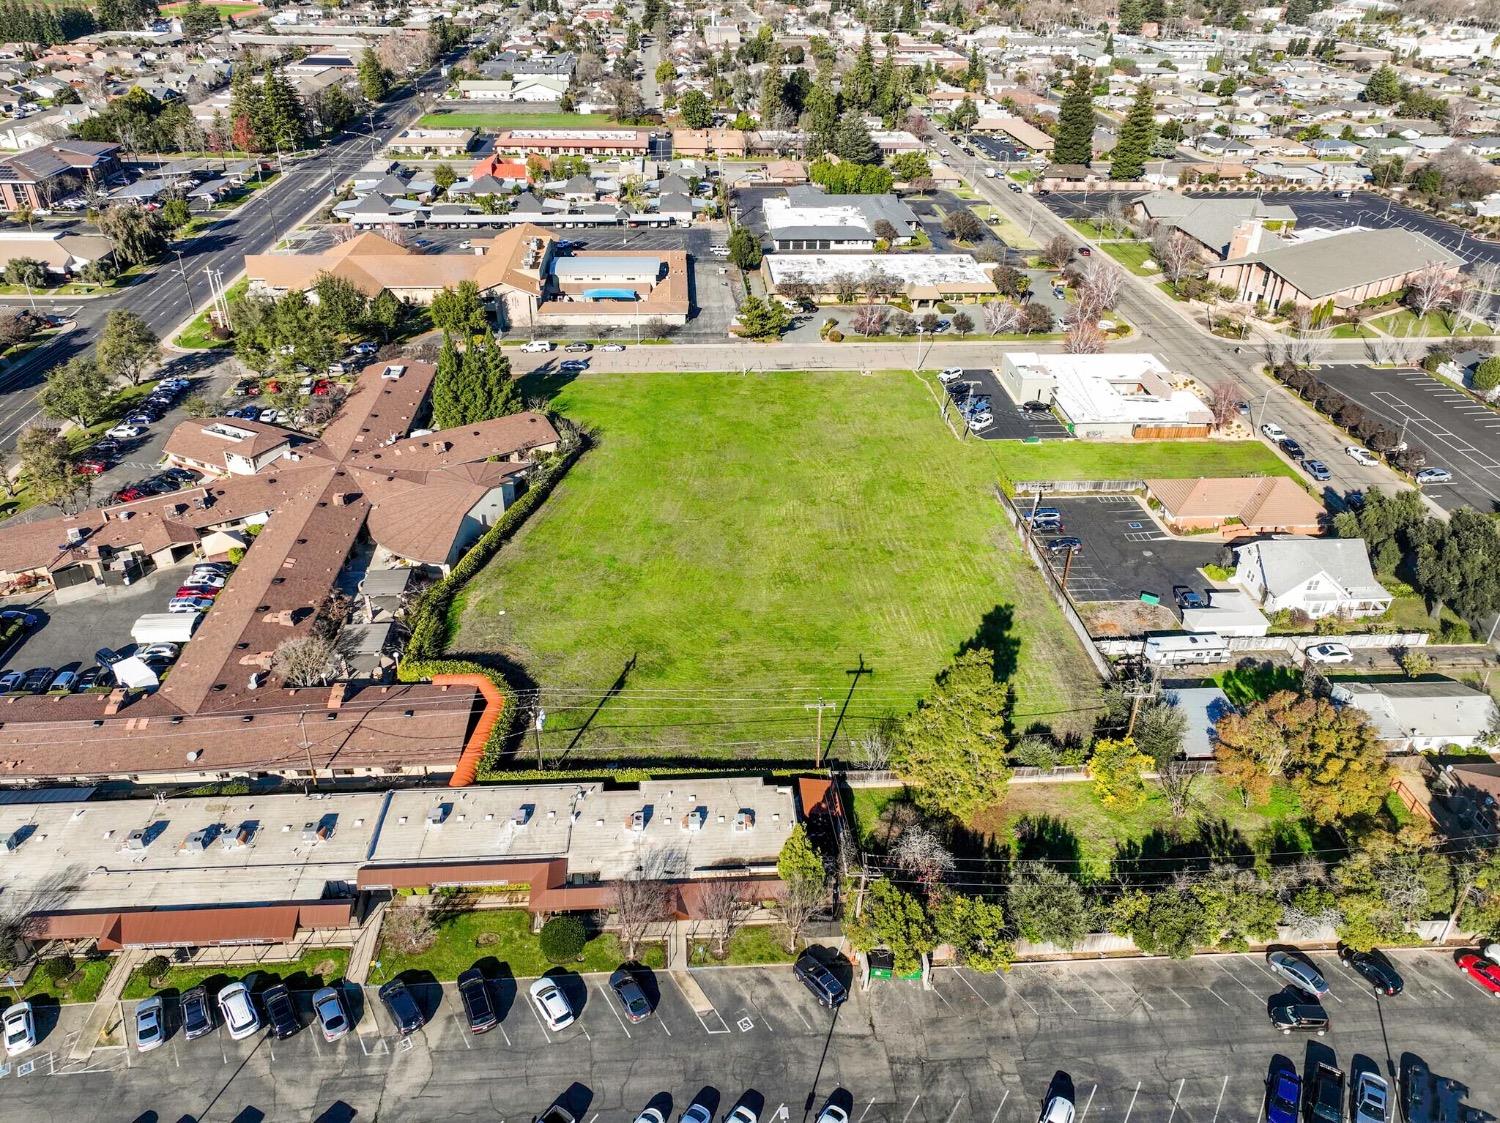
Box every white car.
[1416,467,1453,484]
[631,1110,666,1123]
[815,1105,850,1123]
[1354,1073,1391,1123]
[135,996,165,1052]
[106,424,146,440]
[259,409,282,424]
[1345,446,1378,466]
[1039,1096,1075,1123]
[139,642,181,662]
[601,344,626,352]
[217,981,261,1041]
[938,368,965,383]
[528,976,575,1030]
[2,1001,34,1057]
[520,340,553,353]
[1306,641,1354,664]
[1260,422,1287,441]
[681,1107,712,1123]
[725,1108,758,1123]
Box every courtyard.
[450,369,1105,759]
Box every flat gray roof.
[1227,227,1463,299]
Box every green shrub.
[1473,356,1500,394]
[1439,618,1473,644]
[142,955,171,982]
[1011,734,1057,769]
[826,329,844,342]
[539,915,587,963]
[42,955,76,982]
[936,301,956,313]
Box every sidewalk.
[346,899,388,987]
[68,947,143,1061]
[667,920,715,1017]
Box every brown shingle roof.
[1147,476,1325,528]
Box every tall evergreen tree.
[833,115,878,164]
[803,65,839,156]
[358,48,391,102]
[758,44,784,123]
[1117,0,1143,33]
[1053,67,1097,167]
[1108,83,1157,181]
[1364,64,1401,106]
[430,334,462,430]
[844,33,876,111]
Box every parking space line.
[1164,985,1192,1009]
[597,984,632,1038]
[1078,1084,1097,1123]
[1212,1074,1229,1123]
[857,1099,877,1123]
[900,1096,923,1123]
[1074,977,1117,1013]
[1122,1083,1141,1123]
[451,997,473,1048]
[991,1089,1010,1123]
[948,967,992,1006]
[1103,965,1153,1011]
[942,1097,965,1123]
[995,971,1040,1015]
[1166,1078,1184,1123]
[1213,959,1262,997]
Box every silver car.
[311,986,350,1042]
[1267,951,1329,998]
[135,997,165,1052]
[1354,1073,1390,1123]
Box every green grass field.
[1371,310,1492,337]
[160,0,262,13]
[1100,242,1157,277]
[453,370,1105,760]
[419,111,614,130]
[121,948,348,1001]
[987,439,1295,486]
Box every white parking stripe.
[598,984,631,1038]
[949,968,992,1006]
[900,1096,923,1123]
[1167,1079,1185,1123]
[1213,959,1262,997]
[943,1096,965,1123]
[995,971,1039,1015]
[991,1089,1010,1123]
[1212,1075,1230,1123]
[1122,1083,1142,1123]
[1078,1084,1097,1123]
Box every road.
[0,950,1493,1123]
[0,57,458,454]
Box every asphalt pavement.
[1,949,1494,1123]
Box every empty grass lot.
[1100,242,1157,276]
[987,438,1295,487]
[1371,310,1492,337]
[419,111,613,129]
[453,370,1104,760]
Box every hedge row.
[397,437,586,777]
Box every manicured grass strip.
[455,369,1104,754]
[1100,241,1156,276]
[986,439,1296,487]
[374,908,662,982]
[688,925,797,966]
[121,948,349,1000]
[16,957,111,1005]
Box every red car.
[175,585,221,599]
[114,487,145,503]
[74,459,106,476]
[312,379,333,395]
[1457,953,1500,995]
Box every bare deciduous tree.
[830,271,860,305]
[849,304,889,336]
[272,634,338,687]
[1406,262,1457,321]
[982,300,1021,334]
[1063,320,1106,354]
[1042,232,1075,269]
[1154,761,1201,819]
[1073,257,1124,323]
[1205,381,1241,430]
[381,904,437,955]
[699,878,755,957]
[614,849,677,962]
[890,823,955,901]
[1151,228,1201,284]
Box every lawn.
[121,948,348,1000]
[16,957,112,1005]
[1068,219,1135,241]
[160,0,261,12]
[986,439,1296,488]
[173,276,245,349]
[981,210,1039,250]
[1371,310,1492,337]
[374,908,662,982]
[1330,322,1375,339]
[847,785,905,846]
[1212,664,1302,706]
[1100,242,1157,277]
[453,370,1103,758]
[419,111,614,129]
[970,777,1313,877]
[688,925,796,966]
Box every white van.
[520,340,553,353]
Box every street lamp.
[173,249,192,308]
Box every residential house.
[1145,476,1326,535]
[386,126,476,156]
[1232,537,1393,619]
[1331,679,1498,752]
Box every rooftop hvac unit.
[426,803,450,828]
[3,828,26,853]
[682,806,706,832]
[124,828,149,850]
[183,828,211,852]
[734,809,755,832]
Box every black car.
[792,953,847,1008]
[378,978,424,1035]
[1337,944,1403,996]
[608,966,652,1023]
[75,665,110,691]
[163,468,198,485]
[182,985,215,1041]
[1174,586,1207,610]
[456,968,498,1034]
[1269,1002,1329,1034]
[1045,536,1083,554]
[1279,437,1305,460]
[21,666,54,693]
[1308,1063,1344,1123]
[262,983,300,1039]
[1022,400,1052,413]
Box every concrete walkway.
[346,899,388,987]
[68,947,144,1061]
[667,920,715,1016]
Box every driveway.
[1311,363,1500,513]
[1026,495,1224,603]
[946,368,1072,441]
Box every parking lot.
[1027,496,1223,603]
[946,369,1072,441]
[1309,363,1500,513]
[3,948,1495,1122]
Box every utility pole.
[1123,678,1155,739]
[805,699,834,765]
[533,705,546,769]
[298,710,317,790]
[1060,544,1078,590]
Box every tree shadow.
[958,604,1021,683]
[1010,814,1085,872]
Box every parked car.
[1308,1064,1345,1123]
[259,409,283,425]
[1278,437,1305,460]
[559,359,589,372]
[1302,459,1331,482]
[520,340,553,353]
[75,665,109,691]
[601,344,626,352]
[0,671,24,693]
[378,978,425,1035]
[168,596,215,613]
[564,342,592,353]
[49,669,78,693]
[1305,642,1353,664]
[135,997,166,1052]
[74,459,107,476]
[179,572,225,589]
[217,982,261,1041]
[182,985,214,1041]
[792,953,847,1008]
[1045,536,1083,554]
[1260,422,1287,441]
[1174,586,1206,610]
[1267,951,1329,998]
[608,967,652,1023]
[113,487,145,503]
[310,986,350,1042]
[528,976,575,1031]
[2,1001,34,1057]
[456,969,498,1034]
[262,983,299,1039]
[1353,1073,1390,1123]
[1023,400,1052,413]
[20,666,54,693]
[725,1108,758,1123]
[1265,1066,1301,1123]
[175,584,222,599]
[1024,507,1062,524]
[1039,1095,1075,1123]
[1457,952,1500,995]
[1268,1002,1329,1034]
[0,609,38,630]
[1416,467,1453,484]
[1345,446,1378,466]
[815,1103,850,1123]
[106,424,145,440]
[938,368,965,383]
[1336,945,1402,995]
[1076,247,1092,257]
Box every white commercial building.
[764,253,996,303]
[996,353,1213,439]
